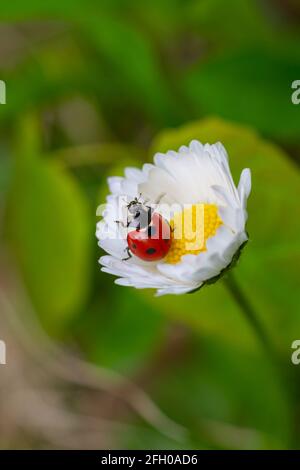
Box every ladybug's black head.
[127,200,152,229]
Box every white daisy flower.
[96,140,251,296]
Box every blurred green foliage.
[0,0,300,450]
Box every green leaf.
[151,117,300,355]
[186,0,274,47]
[183,49,300,142]
[7,128,92,333]
[77,288,166,375]
[80,13,182,126]
[149,336,291,449]
[0,38,92,124]
[0,0,85,20]
[142,283,259,354]
[52,142,145,169]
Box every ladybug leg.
[122,246,132,261]
[115,219,130,228]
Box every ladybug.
[116,195,172,261]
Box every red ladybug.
[117,196,171,261]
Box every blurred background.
[0,0,300,449]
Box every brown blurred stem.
[224,273,276,359]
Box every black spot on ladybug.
[132,243,137,250]
[146,247,156,255]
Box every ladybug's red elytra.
[127,212,172,261]
[116,196,172,262]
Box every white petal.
[107,176,123,195]
[124,166,146,183]
[155,284,200,296]
[217,206,245,233]
[238,168,251,209]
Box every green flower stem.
[224,273,276,360]
[225,274,300,448]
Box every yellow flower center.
[165,203,222,264]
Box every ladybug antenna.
[126,198,137,209]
